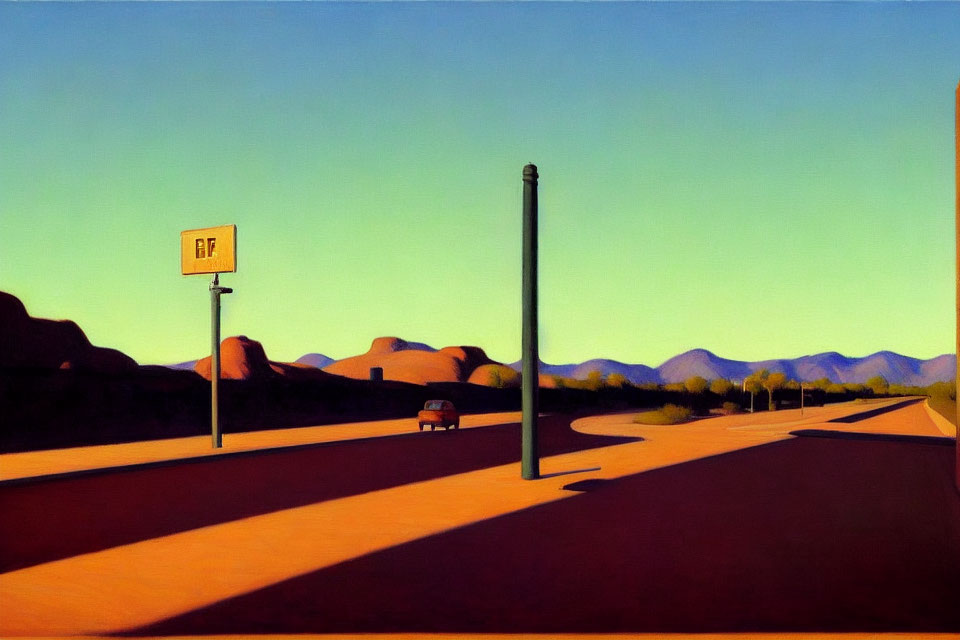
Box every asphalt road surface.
[2,399,958,637]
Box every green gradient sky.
[1,2,958,367]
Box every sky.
[1,1,959,368]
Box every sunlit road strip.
[0,411,523,482]
[0,398,935,636]
[571,398,923,440]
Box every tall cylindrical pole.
[522,163,540,480]
[211,274,222,449]
[954,80,959,493]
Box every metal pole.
[211,273,222,448]
[209,273,233,449]
[954,80,960,493]
[522,163,540,480]
[800,383,804,416]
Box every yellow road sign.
[180,225,237,275]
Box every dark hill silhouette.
[0,291,137,374]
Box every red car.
[418,400,459,431]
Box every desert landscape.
[1,388,958,638]
[3,2,960,639]
[2,291,959,639]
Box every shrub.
[662,404,692,421]
[926,380,955,400]
[709,378,734,395]
[684,376,709,394]
[474,364,520,389]
[633,403,693,425]
[583,370,605,391]
[811,377,833,390]
[607,373,629,388]
[720,401,741,415]
[865,375,889,396]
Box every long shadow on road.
[128,434,960,635]
[0,414,636,573]
[828,398,923,423]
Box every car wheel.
[419,423,424,431]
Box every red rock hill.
[323,337,495,385]
[194,335,336,382]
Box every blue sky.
[1,2,958,367]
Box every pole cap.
[522,163,538,182]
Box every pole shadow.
[540,466,603,480]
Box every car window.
[425,400,444,410]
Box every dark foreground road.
[130,430,960,635]
[2,400,958,636]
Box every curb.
[921,399,957,438]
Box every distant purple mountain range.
[165,341,955,388]
[295,353,337,369]
[509,349,955,387]
[165,360,199,371]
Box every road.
[1,398,958,638]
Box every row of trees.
[550,369,955,412]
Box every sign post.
[181,224,237,449]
